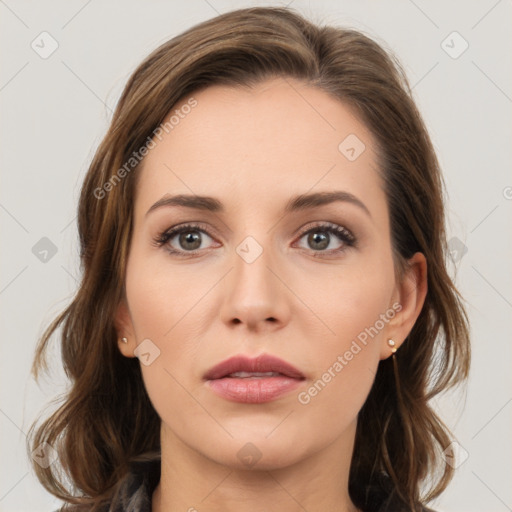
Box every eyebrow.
[145,191,371,219]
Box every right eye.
[153,223,219,256]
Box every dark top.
[60,457,436,512]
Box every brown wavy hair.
[28,6,471,511]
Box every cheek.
[293,257,394,351]
[290,258,394,409]
[293,276,390,432]
[125,244,200,341]
[124,249,211,423]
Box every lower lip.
[206,376,303,403]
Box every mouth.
[203,353,305,403]
[203,353,305,381]
[222,371,285,378]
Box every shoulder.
[352,472,438,512]
[52,455,161,512]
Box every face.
[116,77,425,470]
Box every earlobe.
[380,252,428,360]
[114,299,136,358]
[117,335,135,358]
[387,338,397,354]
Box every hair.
[28,6,471,511]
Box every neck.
[152,420,360,512]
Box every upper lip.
[204,354,305,380]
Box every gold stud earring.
[121,337,128,344]
[387,339,397,354]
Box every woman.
[28,6,471,512]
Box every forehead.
[135,77,383,217]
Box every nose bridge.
[237,237,271,286]
[219,231,290,329]
[232,233,276,304]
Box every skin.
[115,77,427,512]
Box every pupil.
[180,231,201,250]
[309,232,329,250]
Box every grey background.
[1,1,511,511]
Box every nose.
[219,238,291,332]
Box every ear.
[380,252,428,360]
[114,298,136,358]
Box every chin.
[202,432,309,471]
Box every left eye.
[295,224,356,253]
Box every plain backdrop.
[1,1,511,511]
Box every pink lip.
[204,354,305,380]
[204,354,305,404]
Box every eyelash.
[152,222,357,257]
